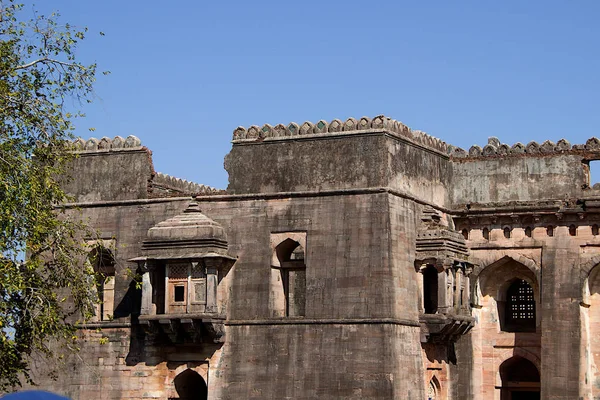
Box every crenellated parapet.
[70,135,143,152]
[152,172,223,196]
[231,115,449,154]
[449,136,600,159]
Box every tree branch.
[15,57,85,71]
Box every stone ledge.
[225,318,420,327]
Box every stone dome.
[140,202,233,260]
[146,202,227,243]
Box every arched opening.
[504,227,511,239]
[273,238,306,317]
[483,227,490,240]
[504,280,536,333]
[423,265,438,314]
[427,375,441,400]
[461,228,469,240]
[478,256,539,333]
[524,227,532,238]
[593,224,599,236]
[172,369,207,400]
[569,225,577,236]
[89,246,116,321]
[546,225,554,237]
[585,264,600,399]
[499,356,540,400]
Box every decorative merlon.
[70,135,142,152]
[153,172,222,195]
[450,136,600,159]
[232,115,449,154]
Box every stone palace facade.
[28,115,600,399]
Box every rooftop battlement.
[450,136,600,160]
[70,135,143,152]
[232,115,449,155]
[153,172,222,196]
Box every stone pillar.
[103,276,115,320]
[205,259,220,313]
[437,269,450,314]
[140,262,154,316]
[417,264,426,313]
[462,273,471,313]
[454,267,463,313]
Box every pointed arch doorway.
[170,369,208,400]
[500,356,540,400]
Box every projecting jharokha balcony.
[415,207,476,344]
[130,202,236,344]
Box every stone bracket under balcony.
[139,314,225,344]
[419,313,475,344]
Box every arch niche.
[499,356,540,400]
[172,369,207,400]
[474,255,540,332]
[270,232,307,318]
[582,262,600,399]
[88,245,116,321]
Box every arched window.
[524,227,532,237]
[503,227,511,239]
[89,246,116,321]
[172,369,207,400]
[593,224,599,236]
[461,228,469,240]
[423,265,438,314]
[547,225,554,237]
[505,280,536,332]
[482,227,490,240]
[428,376,441,400]
[569,225,577,236]
[273,238,306,317]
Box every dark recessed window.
[423,265,439,314]
[174,285,185,302]
[593,224,599,236]
[483,228,490,240]
[505,280,536,332]
[504,227,511,239]
[461,228,469,240]
[525,227,532,237]
[547,226,554,237]
[569,225,577,236]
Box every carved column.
[454,267,463,313]
[139,261,154,316]
[205,259,220,313]
[437,268,450,314]
[417,263,426,313]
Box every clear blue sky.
[32,1,600,188]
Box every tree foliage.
[0,0,102,390]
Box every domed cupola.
[132,202,235,344]
[142,202,232,260]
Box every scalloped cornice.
[231,115,448,154]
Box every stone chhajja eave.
[416,207,474,270]
[416,229,470,262]
[450,136,600,160]
[451,198,600,227]
[231,115,449,156]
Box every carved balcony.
[130,202,236,345]
[419,313,475,344]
